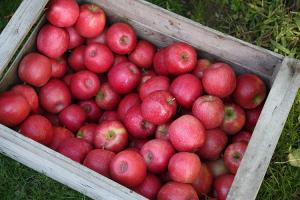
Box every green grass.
[1,0,300,199]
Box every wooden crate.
[0,0,300,199]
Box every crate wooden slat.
[0,0,299,200]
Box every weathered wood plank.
[0,125,146,200]
[0,0,48,73]
[227,57,300,200]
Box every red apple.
[58,137,92,163]
[79,100,102,122]
[98,111,119,123]
[113,55,129,66]
[192,95,224,129]
[86,27,107,45]
[83,149,115,177]
[141,91,177,125]
[46,0,79,27]
[138,70,156,90]
[221,103,246,135]
[37,24,69,59]
[49,126,74,150]
[0,92,30,126]
[157,182,199,200]
[66,27,84,49]
[18,53,52,87]
[169,115,205,152]
[117,93,141,121]
[244,105,262,132]
[231,131,251,144]
[59,104,86,132]
[124,105,156,139]
[95,82,120,110]
[197,129,228,161]
[233,74,266,109]
[153,48,168,75]
[155,123,169,141]
[193,59,211,78]
[128,138,147,151]
[133,174,162,200]
[84,43,114,73]
[110,150,147,187]
[207,159,229,178]
[68,45,86,71]
[129,40,156,68]
[77,124,97,145]
[75,4,106,38]
[139,76,170,100]
[50,57,67,78]
[70,70,100,100]
[170,74,202,108]
[192,164,213,195]
[165,42,197,75]
[214,174,234,200]
[39,79,71,113]
[11,84,39,113]
[94,120,128,152]
[44,113,61,126]
[141,139,175,173]
[106,23,137,54]
[224,142,247,174]
[19,114,53,145]
[108,61,141,94]
[202,63,236,97]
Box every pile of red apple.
[0,0,267,199]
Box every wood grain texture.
[0,125,146,200]
[227,57,300,200]
[0,0,48,73]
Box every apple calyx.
[232,152,241,160]
[181,52,189,61]
[146,151,153,163]
[106,130,116,140]
[253,95,262,105]
[96,91,105,100]
[120,35,129,45]
[224,107,236,120]
[141,120,151,130]
[77,131,84,138]
[82,104,91,113]
[119,160,128,173]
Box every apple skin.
[141,91,177,125]
[79,100,102,123]
[68,45,86,71]
[58,137,93,163]
[202,63,236,97]
[170,74,202,108]
[168,115,205,152]
[197,129,228,161]
[165,42,197,75]
[109,150,147,187]
[138,70,156,90]
[50,57,68,78]
[157,181,199,200]
[245,105,262,132]
[224,142,247,174]
[214,174,234,200]
[128,138,147,151]
[44,113,61,126]
[98,111,120,123]
[133,174,162,200]
[155,123,169,141]
[231,131,252,144]
[94,120,128,152]
[113,55,129,66]
[83,149,115,178]
[46,0,79,27]
[233,74,266,109]
[207,159,229,178]
[19,115,53,145]
[141,139,175,173]
[168,152,201,184]
[124,105,156,139]
[221,103,246,135]
[193,59,211,78]
[192,163,213,195]
[117,93,141,121]
[106,23,137,55]
[129,40,156,68]
[49,126,74,150]
[139,76,170,100]
[84,43,114,73]
[65,26,85,49]
[75,4,106,38]
[153,48,169,75]
[192,95,224,129]
[11,84,39,113]
[70,70,100,100]
[86,27,107,45]
[95,82,120,110]
[59,104,86,132]
[108,62,141,94]
[77,124,97,145]
[39,79,71,114]
[18,53,52,87]
[37,24,69,59]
